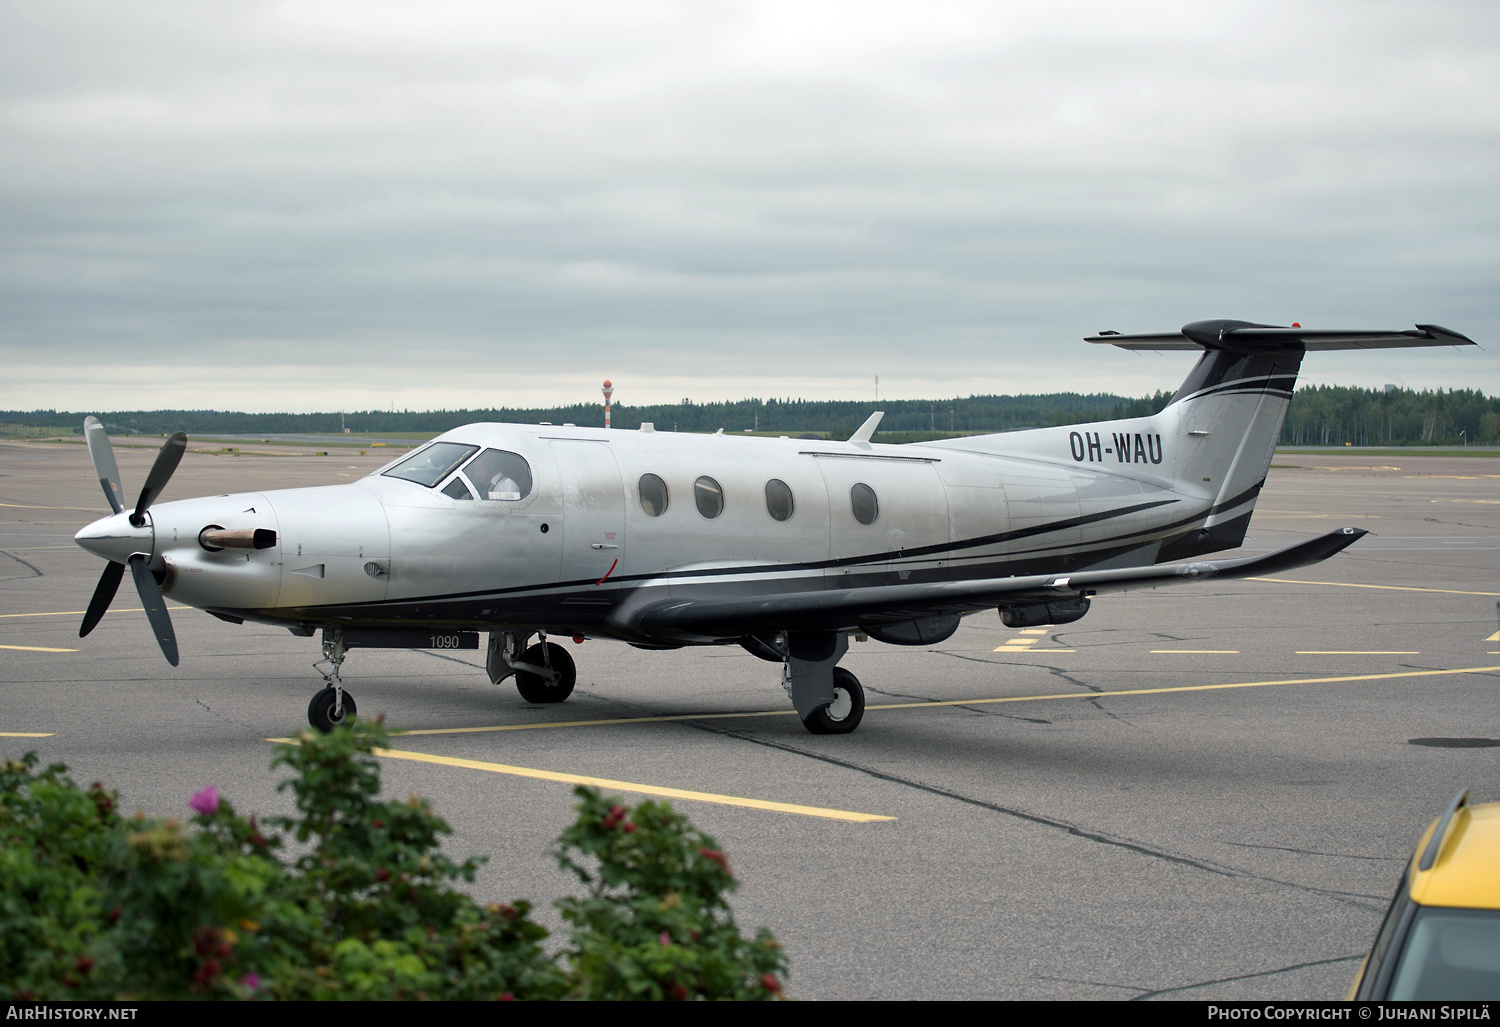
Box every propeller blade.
[128,554,179,667]
[80,560,126,637]
[83,416,124,515]
[131,432,187,527]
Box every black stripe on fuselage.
[284,497,1181,614]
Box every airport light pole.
[602,380,614,429]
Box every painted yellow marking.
[0,546,79,551]
[1405,475,1500,479]
[266,740,893,822]
[0,502,108,512]
[861,665,1500,712]
[0,732,54,737]
[1296,651,1419,655]
[1019,629,1048,635]
[281,664,1500,742]
[0,644,78,652]
[1487,630,1500,642]
[1250,578,1500,598]
[1430,499,1500,504]
[1151,650,1239,654]
[0,608,146,619]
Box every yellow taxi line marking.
[0,732,54,737]
[1151,650,1239,654]
[1296,651,1420,655]
[0,644,78,652]
[1018,629,1048,635]
[0,608,146,618]
[352,664,1500,738]
[0,503,108,512]
[1,546,81,551]
[263,739,892,822]
[1487,630,1500,642]
[1249,577,1500,597]
[994,648,1076,653]
[862,665,1500,711]
[373,747,894,822]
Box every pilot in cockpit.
[462,449,533,501]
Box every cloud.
[1,0,1496,412]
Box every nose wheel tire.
[308,687,357,732]
[801,668,865,735]
[515,641,577,703]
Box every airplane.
[71,319,1476,735]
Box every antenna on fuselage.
[849,411,884,444]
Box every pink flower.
[187,785,220,816]
[240,973,260,991]
[659,931,671,946]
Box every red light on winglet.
[1291,322,1301,328]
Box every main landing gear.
[486,631,577,704]
[753,631,866,735]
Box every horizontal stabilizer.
[1088,320,1476,352]
[608,528,1369,639]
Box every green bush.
[0,718,786,1000]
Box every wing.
[607,528,1368,639]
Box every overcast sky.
[2,1,1496,413]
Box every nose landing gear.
[308,628,356,732]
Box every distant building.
[1383,384,1397,393]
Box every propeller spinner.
[77,417,188,666]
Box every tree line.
[4,384,1496,445]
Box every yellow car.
[1349,789,1500,1000]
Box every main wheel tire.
[801,667,865,735]
[515,642,577,703]
[308,687,357,732]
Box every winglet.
[849,412,884,444]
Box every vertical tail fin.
[1155,344,1304,559]
[1087,320,1476,561]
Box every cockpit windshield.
[382,442,480,487]
[462,449,534,501]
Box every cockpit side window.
[383,443,480,487]
[442,477,473,500]
[462,449,534,501]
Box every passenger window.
[694,476,724,519]
[764,479,794,522]
[383,442,479,487]
[462,449,533,501]
[850,483,878,525]
[639,473,669,517]
[442,477,473,500]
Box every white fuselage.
[76,408,1238,644]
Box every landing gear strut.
[780,631,865,735]
[487,631,577,704]
[309,628,356,732]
